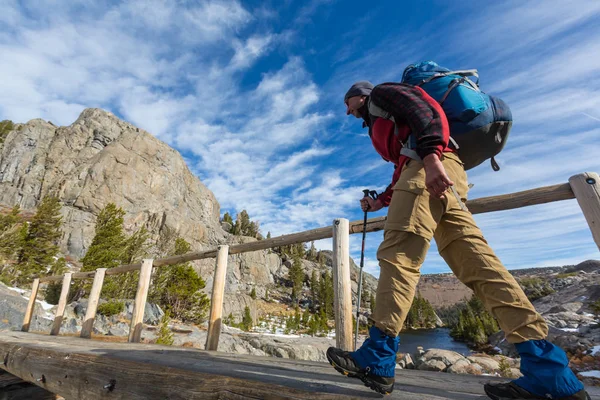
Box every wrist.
[423,153,440,166]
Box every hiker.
[326,80,589,400]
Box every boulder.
[467,356,500,373]
[418,359,447,372]
[447,359,483,375]
[397,353,414,369]
[421,349,466,367]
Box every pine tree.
[122,227,150,265]
[44,257,68,304]
[222,212,233,225]
[0,205,26,273]
[310,270,319,311]
[241,306,253,331]
[308,242,317,261]
[17,196,63,284]
[0,120,14,144]
[150,237,209,324]
[266,232,271,239]
[319,272,334,318]
[289,254,304,304]
[81,203,127,272]
[156,312,174,346]
[80,203,128,298]
[250,287,257,299]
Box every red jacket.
[366,83,453,206]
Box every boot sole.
[483,385,591,400]
[326,352,393,395]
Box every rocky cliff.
[0,109,225,258]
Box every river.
[398,328,472,355]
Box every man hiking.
[326,80,589,400]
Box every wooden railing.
[21,172,600,352]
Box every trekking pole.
[355,189,378,350]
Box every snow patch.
[36,300,55,311]
[580,370,600,379]
[590,345,600,356]
[559,328,579,333]
[7,287,26,294]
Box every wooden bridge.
[1,172,599,399]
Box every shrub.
[156,313,174,346]
[97,300,124,317]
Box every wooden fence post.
[21,278,40,332]
[128,259,153,343]
[569,172,600,250]
[206,245,229,351]
[332,218,353,351]
[80,268,107,339]
[50,273,72,336]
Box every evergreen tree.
[308,242,317,261]
[150,237,210,324]
[239,210,251,235]
[448,295,498,345]
[403,293,437,330]
[319,272,334,318]
[0,120,14,145]
[222,212,233,225]
[156,312,174,346]
[44,257,68,304]
[81,203,127,272]
[17,196,63,284]
[241,306,253,331]
[80,203,129,298]
[0,205,26,274]
[266,231,271,239]
[288,254,304,304]
[122,227,150,265]
[310,270,319,310]
[250,287,257,300]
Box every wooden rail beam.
[570,172,600,250]
[206,245,229,351]
[332,218,353,351]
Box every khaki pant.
[371,152,548,343]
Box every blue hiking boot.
[484,339,589,400]
[326,326,398,395]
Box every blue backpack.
[401,61,513,171]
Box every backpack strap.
[420,69,479,85]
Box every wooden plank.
[80,268,107,339]
[0,370,57,400]
[570,172,600,250]
[128,259,153,343]
[0,332,529,399]
[21,278,40,332]
[206,245,229,351]
[332,219,353,351]
[50,273,72,336]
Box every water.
[397,328,472,356]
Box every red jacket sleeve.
[370,83,449,159]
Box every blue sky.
[1,0,599,277]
